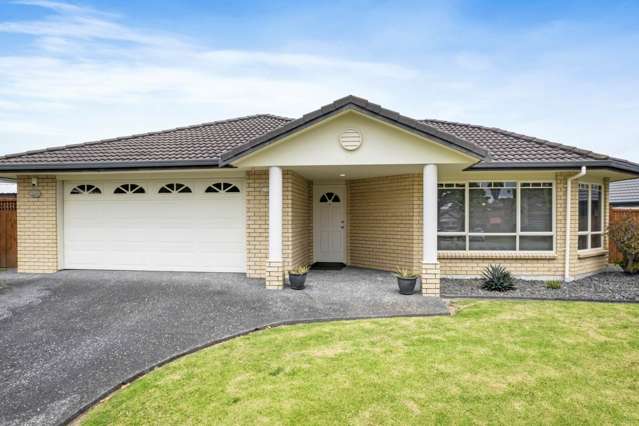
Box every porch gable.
[232,110,477,168]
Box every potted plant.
[393,267,419,295]
[288,265,310,290]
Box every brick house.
[1,96,638,296]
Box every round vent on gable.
[339,129,362,151]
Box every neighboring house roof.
[0,182,16,194]
[610,178,639,206]
[0,95,638,174]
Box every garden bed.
[442,272,639,302]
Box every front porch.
[290,266,448,309]
[246,164,441,296]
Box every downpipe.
[565,166,587,282]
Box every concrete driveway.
[0,268,448,425]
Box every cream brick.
[348,174,422,273]
[438,172,608,280]
[17,175,58,273]
[246,170,313,283]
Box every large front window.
[578,183,603,250]
[437,182,554,251]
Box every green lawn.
[81,301,639,425]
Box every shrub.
[546,280,561,290]
[481,264,515,292]
[609,217,639,274]
[393,267,419,279]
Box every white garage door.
[63,179,246,272]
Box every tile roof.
[610,178,639,205]
[419,119,606,163]
[0,95,637,174]
[0,114,291,166]
[219,95,488,165]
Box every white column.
[268,166,283,261]
[423,164,438,263]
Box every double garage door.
[63,179,246,272]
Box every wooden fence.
[609,207,639,263]
[0,198,17,269]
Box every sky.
[0,0,638,162]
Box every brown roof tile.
[0,95,637,174]
[0,114,291,165]
[419,118,606,162]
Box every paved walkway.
[0,267,447,425]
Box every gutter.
[565,166,587,282]
[0,159,227,173]
[466,160,639,175]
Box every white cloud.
[0,0,424,154]
[0,0,637,165]
[13,0,99,15]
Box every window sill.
[577,249,608,259]
[438,251,557,260]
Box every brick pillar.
[421,262,440,296]
[245,170,268,279]
[265,260,284,289]
[266,166,284,289]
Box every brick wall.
[348,174,421,273]
[17,175,58,273]
[246,169,313,279]
[283,170,313,272]
[438,173,570,279]
[246,170,268,278]
[246,170,608,281]
[437,173,609,280]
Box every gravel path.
[442,272,639,302]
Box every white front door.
[314,185,346,263]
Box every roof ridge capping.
[220,95,489,165]
[0,113,293,161]
[421,117,608,161]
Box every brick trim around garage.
[17,175,58,273]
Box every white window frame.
[577,183,604,251]
[69,184,102,195]
[113,183,146,195]
[437,181,556,253]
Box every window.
[437,183,465,250]
[70,184,101,195]
[159,183,192,194]
[206,182,240,193]
[114,184,145,194]
[437,182,554,251]
[578,183,603,250]
[520,182,553,250]
[319,192,340,203]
